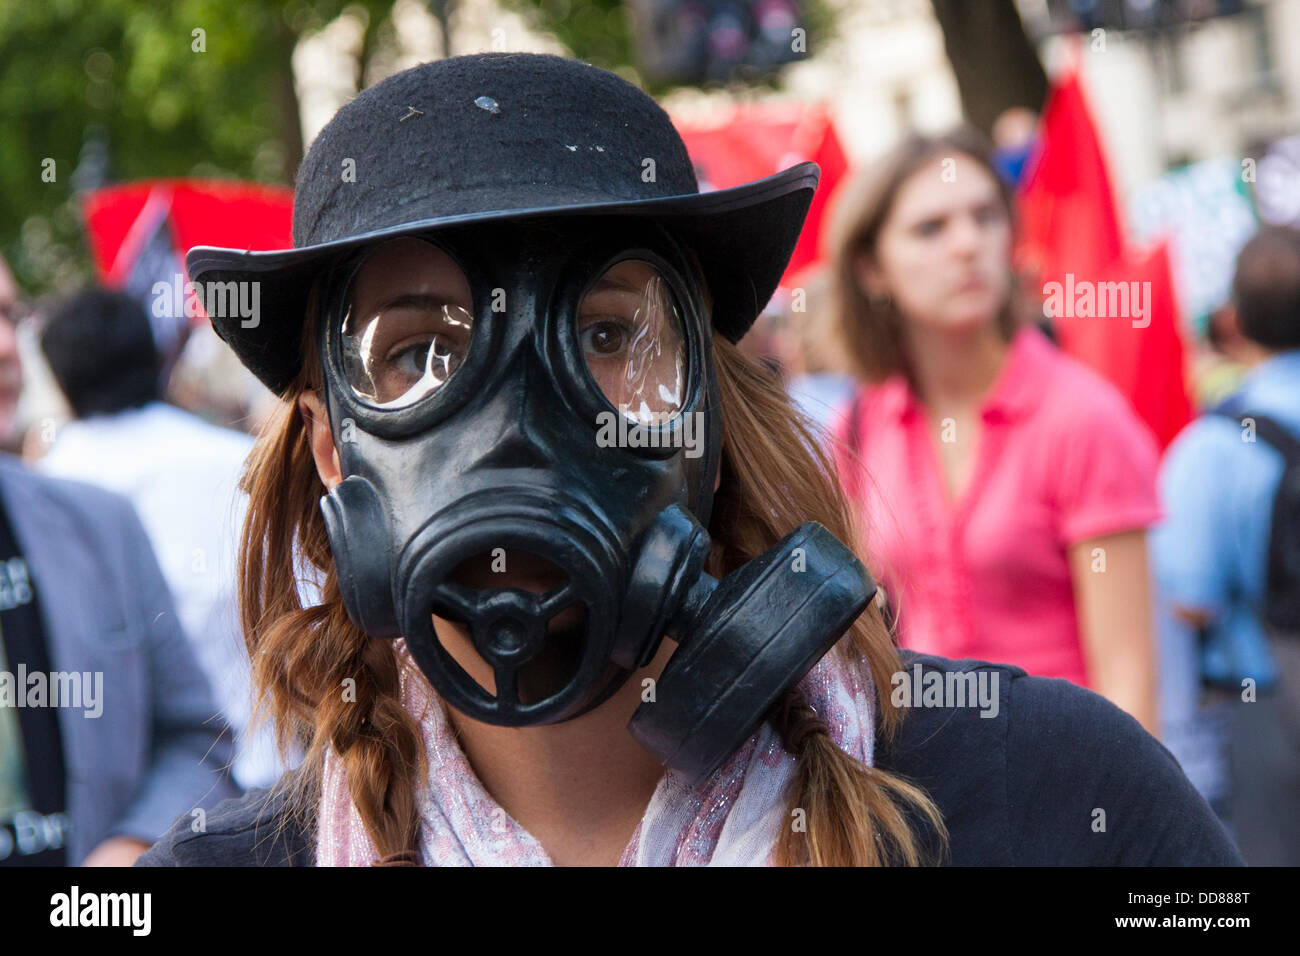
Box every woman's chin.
[910,310,1000,337]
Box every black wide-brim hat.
[187,52,820,396]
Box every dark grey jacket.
[0,454,239,863]
[136,652,1245,866]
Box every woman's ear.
[852,249,885,300]
[297,390,343,490]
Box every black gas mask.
[317,217,875,783]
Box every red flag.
[80,176,295,384]
[1017,66,1192,448]
[675,103,848,285]
[84,179,294,311]
[1016,67,1123,285]
[1050,242,1194,449]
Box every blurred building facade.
[1023,0,1300,202]
[786,0,1300,207]
[293,0,1300,216]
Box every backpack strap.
[1209,401,1300,467]
[1249,416,1300,468]
[1208,400,1300,637]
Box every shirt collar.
[1240,347,1300,394]
[980,325,1049,422]
[876,373,919,422]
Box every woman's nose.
[948,213,984,257]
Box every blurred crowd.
[0,254,294,866]
[749,127,1300,867]
[0,118,1297,869]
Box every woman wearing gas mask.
[138,54,1239,867]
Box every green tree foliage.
[0,0,391,295]
[0,0,836,295]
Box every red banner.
[83,180,293,325]
[675,102,848,287]
[1016,66,1193,449]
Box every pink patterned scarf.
[317,638,875,866]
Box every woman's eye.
[580,319,629,356]
[388,335,459,378]
[915,218,943,238]
[391,339,432,375]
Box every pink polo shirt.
[832,326,1161,688]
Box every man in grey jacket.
[0,253,237,865]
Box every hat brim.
[187,162,819,396]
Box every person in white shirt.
[35,286,289,790]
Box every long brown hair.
[828,126,1019,384]
[238,263,947,867]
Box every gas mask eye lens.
[340,237,475,409]
[578,259,686,426]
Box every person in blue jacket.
[1152,224,1300,866]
